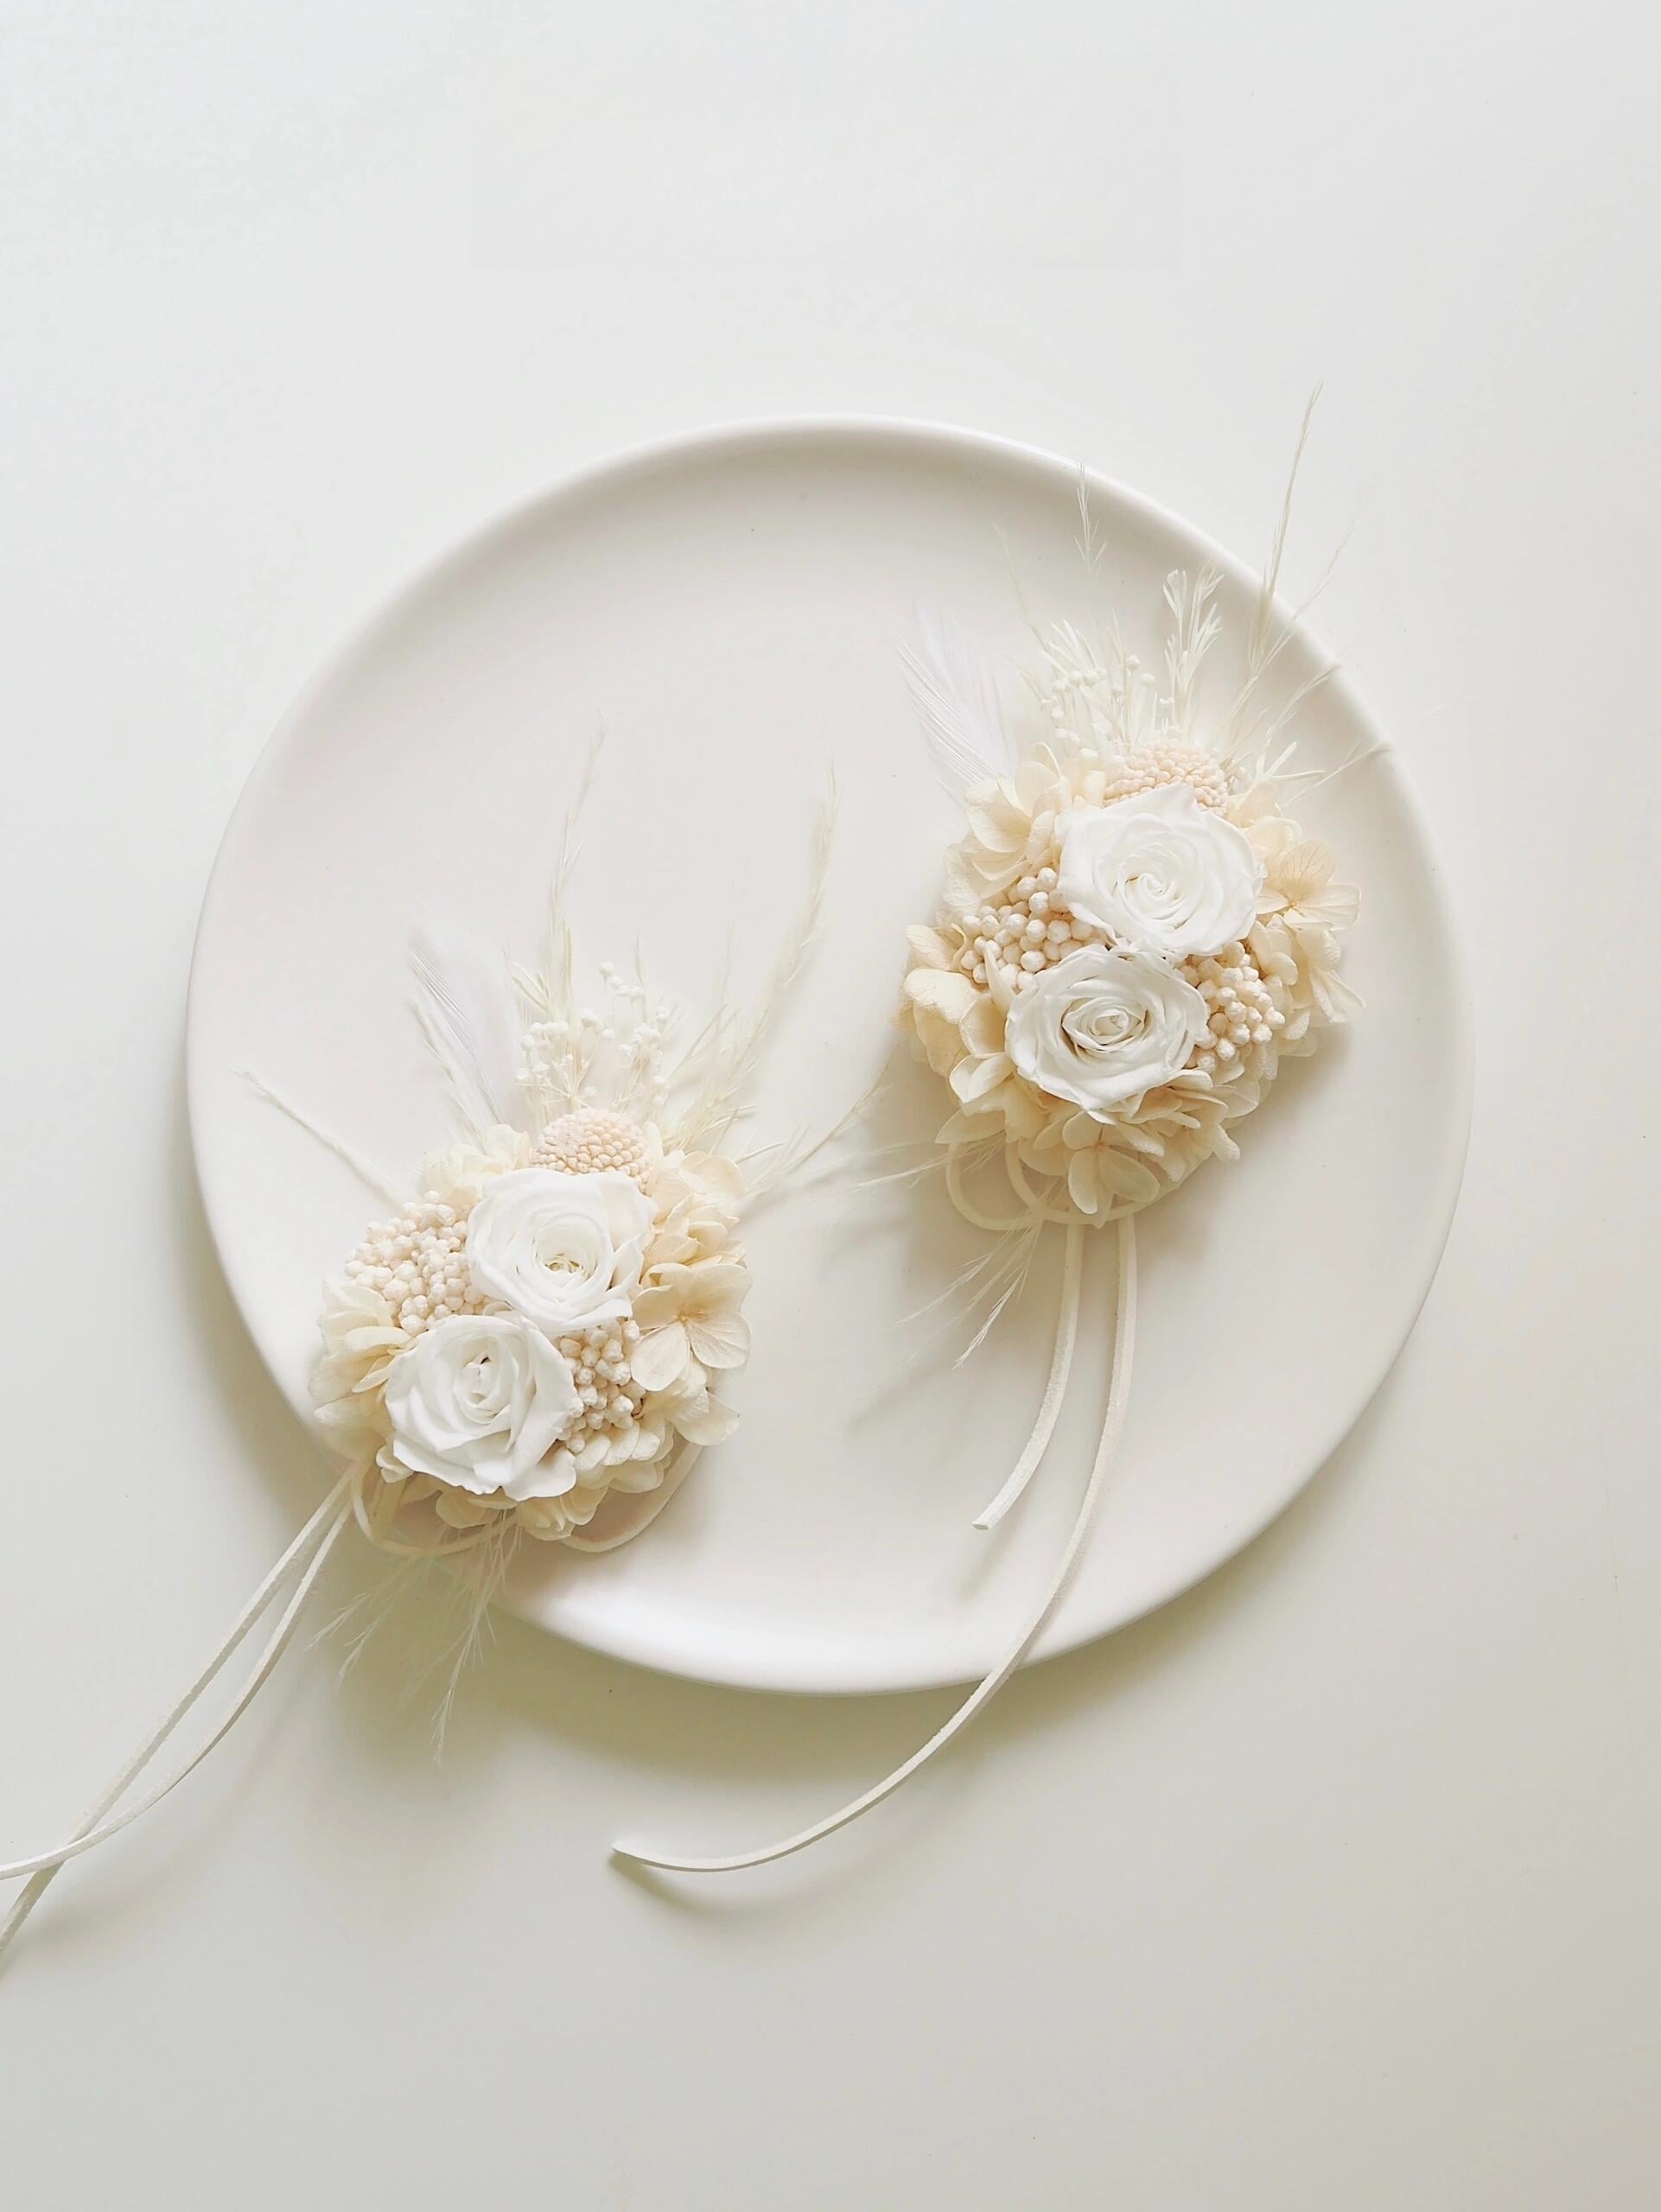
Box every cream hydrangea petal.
[1238,787,1296,831]
[679,1151,746,1204]
[419,1124,534,1210]
[951,1051,1012,1103]
[909,1005,966,1077]
[905,968,978,1022]
[680,1261,751,1317]
[941,845,990,913]
[959,994,1004,1058]
[1308,882,1359,928]
[1093,1150,1161,1205]
[535,1446,579,1498]
[1293,922,1342,969]
[687,1311,751,1370]
[340,1321,405,1357]
[604,1443,662,1481]
[672,1392,741,1447]
[1015,755,1058,807]
[631,1321,691,1393]
[632,1284,684,1328]
[906,924,955,969]
[991,1079,1053,1141]
[1266,837,1337,901]
[315,1396,382,1434]
[964,786,1029,854]
[981,954,1017,1014]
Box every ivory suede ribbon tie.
[613,1216,1136,1873]
[0,1484,351,1967]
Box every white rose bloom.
[383,1313,582,1501]
[466,1168,653,1333]
[1056,783,1263,960]
[1006,944,1209,1116]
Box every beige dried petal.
[906,923,955,969]
[958,993,1004,1058]
[672,1391,741,1448]
[631,1322,691,1393]
[951,1052,1012,1103]
[632,1284,684,1328]
[905,967,978,1022]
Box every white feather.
[903,600,1014,794]
[410,928,525,1141]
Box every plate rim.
[187,413,1473,1694]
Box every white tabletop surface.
[2,7,1657,2206]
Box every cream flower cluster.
[902,729,1357,1224]
[313,1109,750,1545]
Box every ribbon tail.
[614,1217,1137,1875]
[0,1483,350,1966]
[973,1220,1084,1529]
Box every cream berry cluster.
[1095,741,1231,812]
[533,1105,652,1187]
[344,1199,477,1339]
[550,1313,646,1439]
[1185,949,1286,1076]
[954,861,1103,993]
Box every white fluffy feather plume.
[410,928,525,1141]
[904,600,1014,793]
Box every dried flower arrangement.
[0,760,832,1955]
[621,441,1363,1874]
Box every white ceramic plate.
[188,420,1470,1694]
